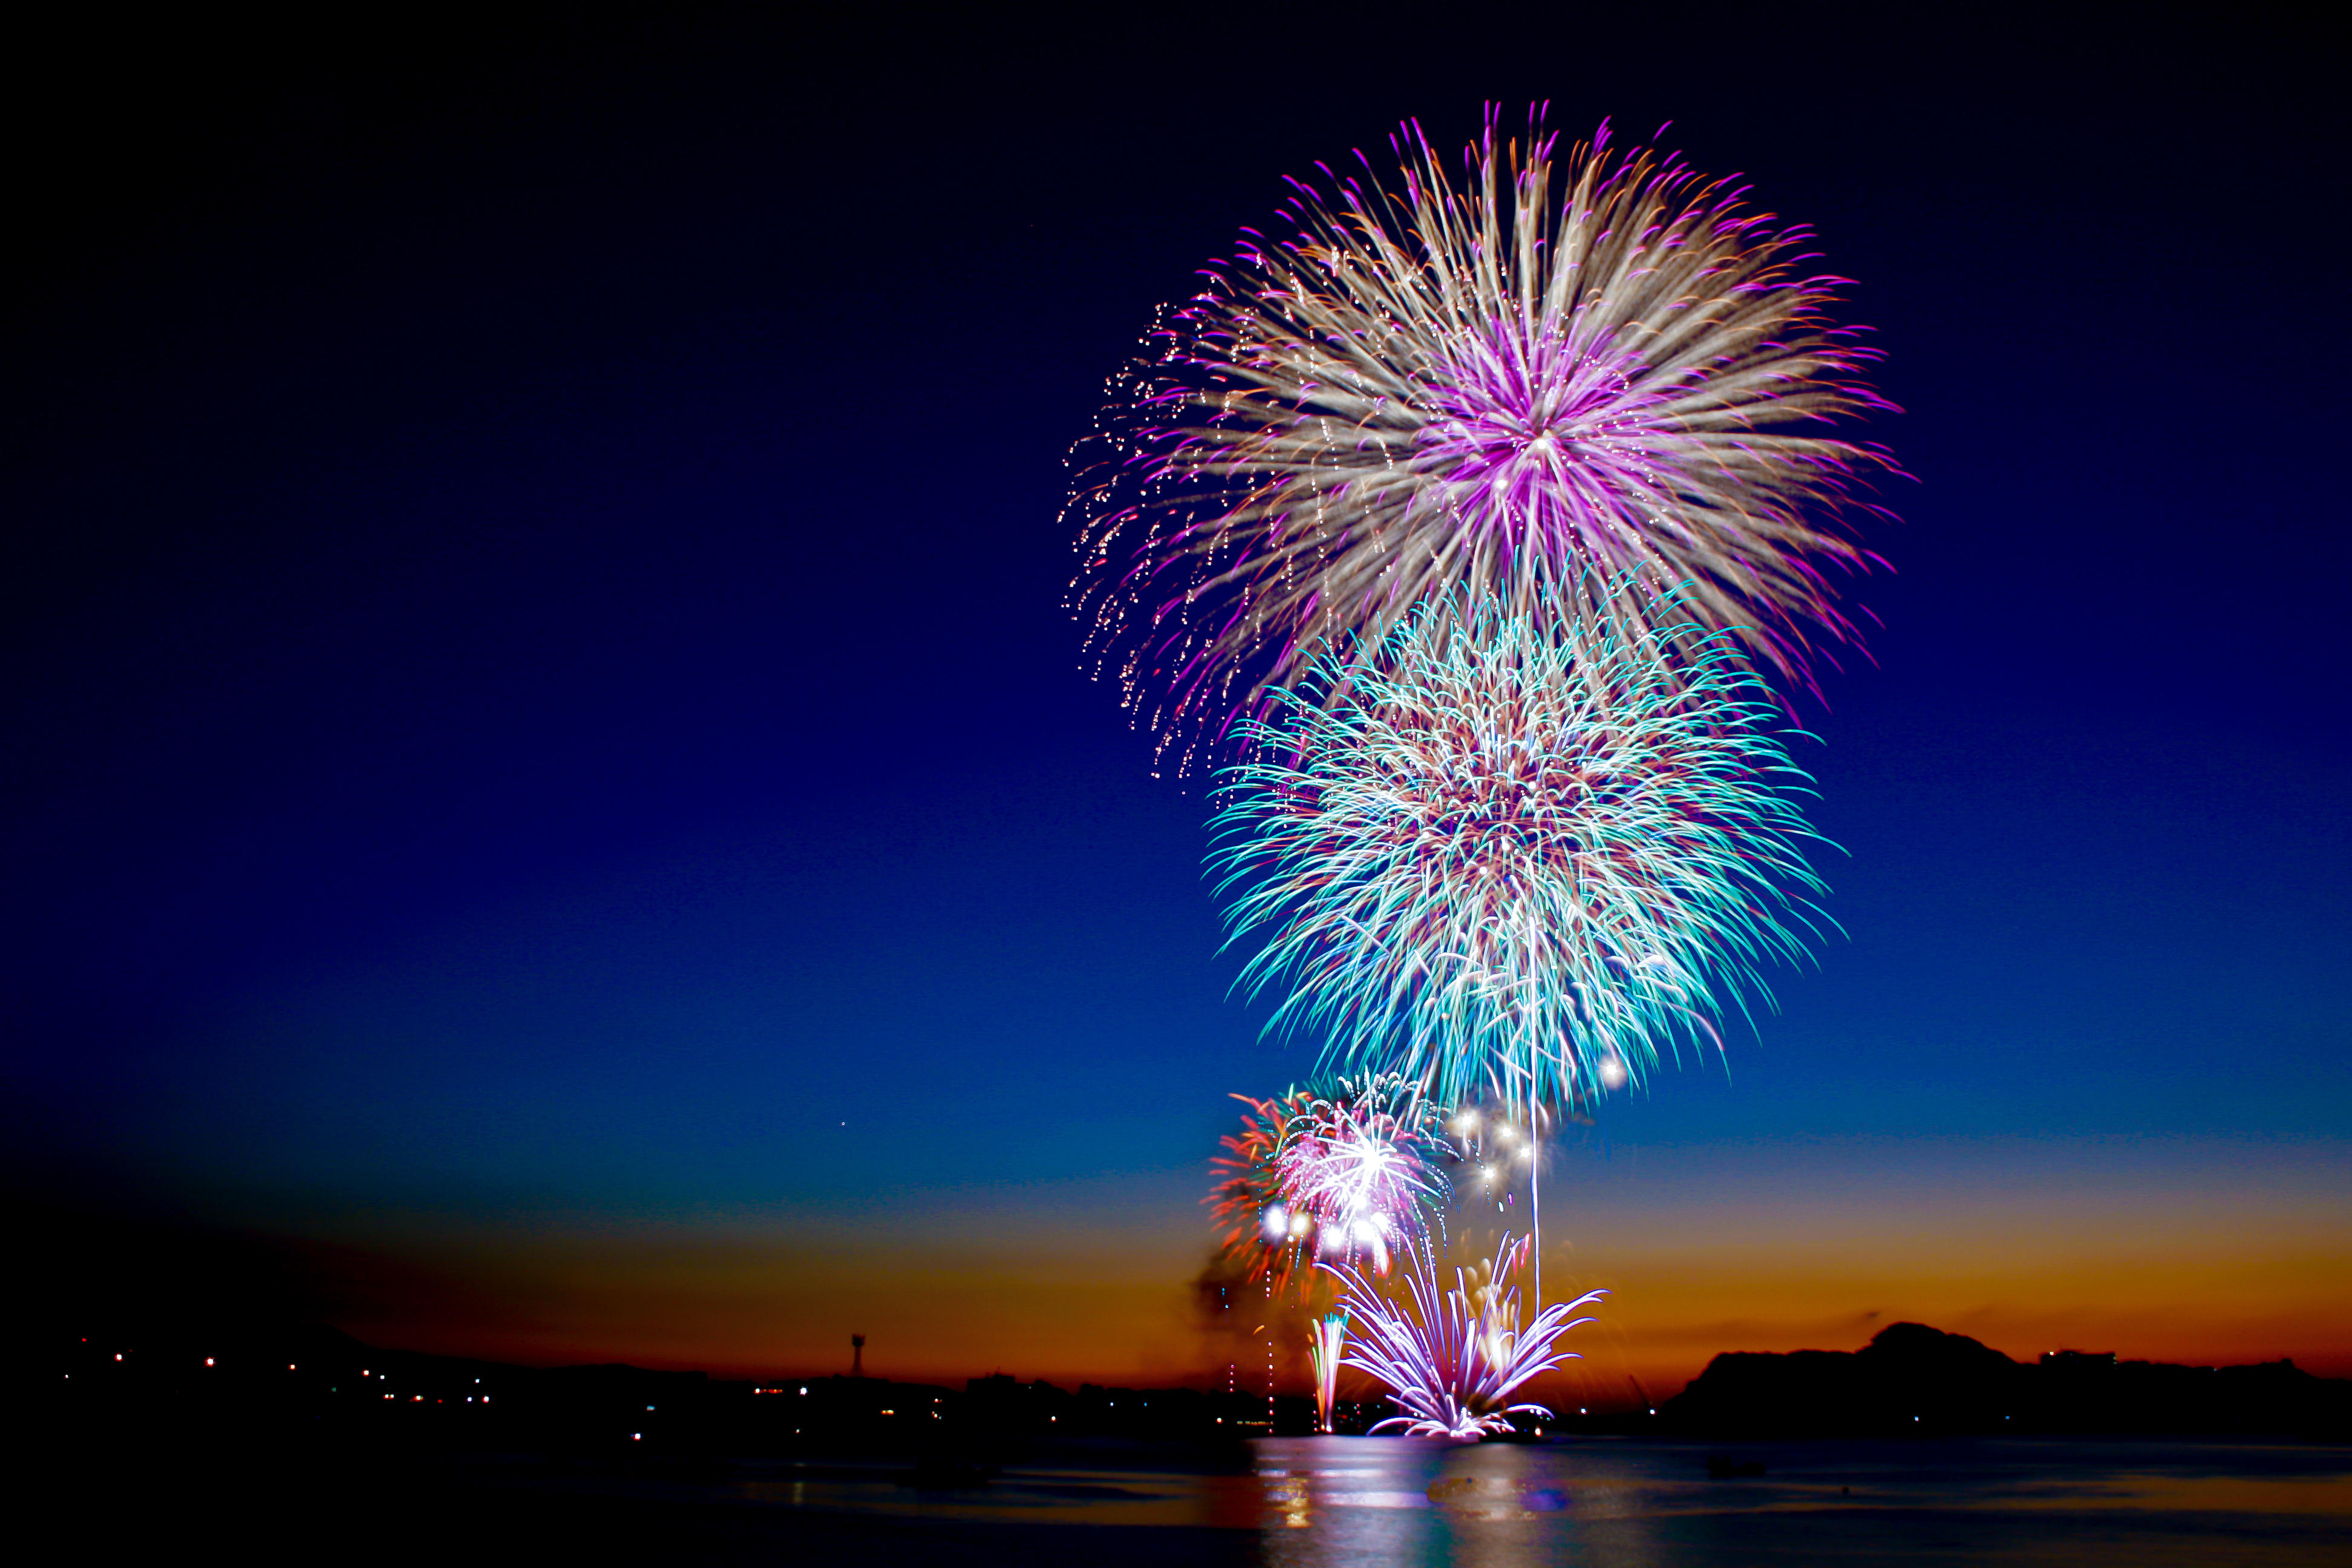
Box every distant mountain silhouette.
[1662,1322,2350,1438]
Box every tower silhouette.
[851,1333,866,1378]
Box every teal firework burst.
[1209,590,1832,1111]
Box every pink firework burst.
[1207,1075,1449,1297]
[1274,1074,1450,1273]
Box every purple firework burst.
[1334,1232,1603,1440]
[1068,109,1895,770]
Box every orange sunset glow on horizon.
[302,1134,2350,1396]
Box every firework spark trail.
[1311,1312,1348,1433]
[1069,109,1894,769]
[1210,590,1832,1114]
[1334,1233,1602,1439]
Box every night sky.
[6,5,2346,1391]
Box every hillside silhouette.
[1661,1322,2349,1438]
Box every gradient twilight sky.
[5,5,2347,1393]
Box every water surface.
[733,1436,2352,1565]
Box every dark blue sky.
[4,5,2345,1373]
